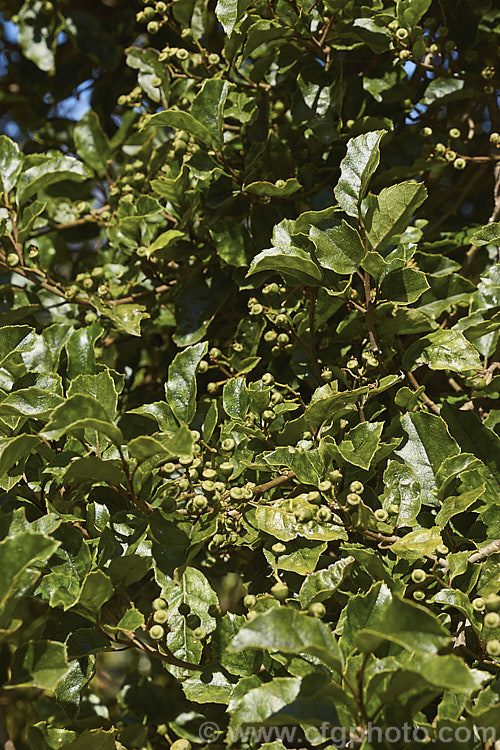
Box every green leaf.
[441,402,500,485]
[126,46,170,103]
[310,221,365,275]
[161,567,218,665]
[228,674,341,734]
[395,412,460,505]
[67,370,118,420]
[142,79,230,149]
[338,582,392,654]
[41,394,123,445]
[389,527,442,561]
[17,155,92,206]
[401,651,483,692]
[334,130,386,217]
[73,110,111,176]
[18,1,55,72]
[403,329,482,373]
[337,421,384,470]
[94,302,149,337]
[116,608,145,632]
[299,557,355,607]
[264,539,327,575]
[356,595,451,653]
[435,485,486,529]
[165,342,208,424]
[210,220,249,267]
[10,641,70,689]
[380,267,429,303]
[254,503,347,543]
[0,435,41,477]
[223,378,248,420]
[0,388,63,418]
[397,0,431,26]
[65,322,102,379]
[470,222,500,246]
[0,136,23,193]
[228,608,343,672]
[243,178,301,197]
[381,461,421,526]
[76,570,114,619]
[215,0,250,33]
[0,532,59,610]
[421,77,464,106]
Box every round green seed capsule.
[193,626,207,640]
[349,481,364,494]
[484,612,500,629]
[271,581,289,601]
[486,639,500,656]
[153,609,168,624]
[396,27,409,40]
[271,542,287,555]
[6,253,19,267]
[153,597,167,610]
[222,438,235,451]
[411,568,427,584]
[472,597,486,612]
[329,470,343,485]
[413,590,425,601]
[316,506,332,523]
[309,602,326,619]
[346,493,361,506]
[243,594,256,609]
[149,624,164,640]
[454,158,466,170]
[374,508,389,522]
[449,127,461,139]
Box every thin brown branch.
[405,371,441,415]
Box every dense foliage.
[2,0,500,748]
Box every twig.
[252,471,295,498]
[468,539,500,564]
[362,271,379,353]
[405,371,440,415]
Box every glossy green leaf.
[41,394,123,444]
[380,267,429,304]
[0,136,23,193]
[143,79,229,148]
[395,412,459,505]
[334,130,386,217]
[215,0,250,33]
[381,461,421,526]
[470,222,500,246]
[73,110,111,175]
[17,156,91,206]
[310,221,365,275]
[356,595,451,653]
[18,1,55,72]
[337,421,384,470]
[299,557,355,607]
[363,181,427,253]
[403,330,482,372]
[229,608,343,671]
[165,341,208,424]
[223,377,248,420]
[389,526,442,560]
[10,641,70,689]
